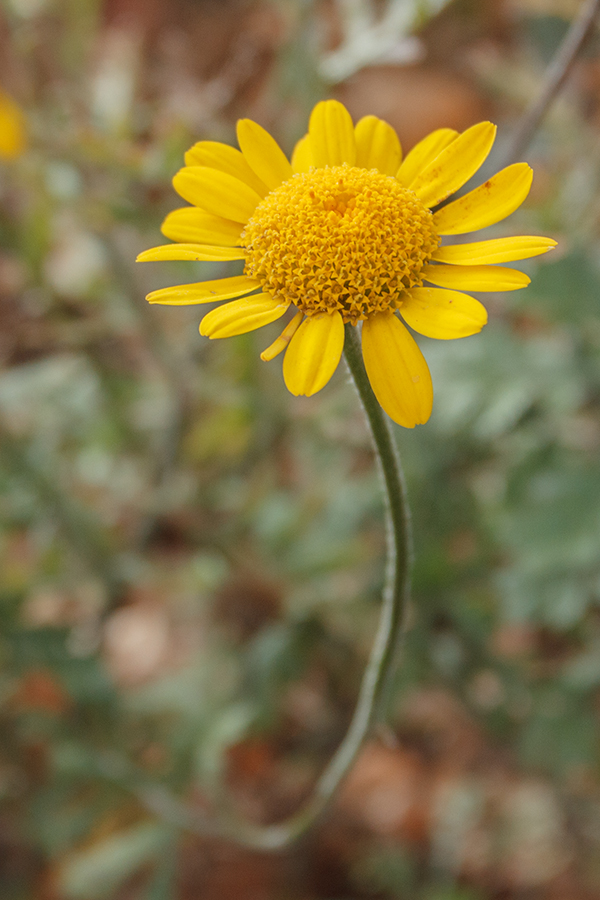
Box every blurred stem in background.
[502,0,600,165]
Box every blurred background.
[0,0,600,897]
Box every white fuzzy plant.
[318,0,453,83]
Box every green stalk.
[117,323,414,850]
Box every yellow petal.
[291,134,313,173]
[161,208,243,246]
[283,312,345,396]
[421,263,530,292]
[395,128,458,187]
[354,115,402,175]
[362,312,433,428]
[199,294,289,339]
[146,275,260,305]
[184,141,268,197]
[308,100,356,168]
[236,118,293,191]
[172,167,262,224]
[400,287,487,339]
[410,121,497,208]
[261,310,304,361]
[432,236,557,265]
[433,163,533,235]
[0,90,27,160]
[136,243,246,262]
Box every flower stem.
[340,322,413,717]
[501,0,600,166]
[103,324,413,850]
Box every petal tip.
[136,248,159,262]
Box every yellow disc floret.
[242,164,440,325]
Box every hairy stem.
[103,324,413,851]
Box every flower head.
[138,101,556,427]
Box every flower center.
[242,164,440,325]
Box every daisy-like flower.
[0,89,27,160]
[138,100,556,427]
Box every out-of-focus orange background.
[1,1,600,898]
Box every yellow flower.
[0,89,27,160]
[138,101,556,427]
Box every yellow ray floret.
[400,288,488,340]
[137,243,246,262]
[433,163,533,235]
[184,141,268,197]
[173,167,262,223]
[410,121,497,209]
[396,128,458,188]
[291,134,313,174]
[139,99,556,427]
[200,294,289,339]
[283,312,345,397]
[354,115,402,175]
[261,311,304,361]
[432,235,557,266]
[309,99,356,168]
[421,264,530,292]
[161,208,243,246]
[146,275,260,305]
[362,312,433,428]
[237,119,293,191]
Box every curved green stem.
[339,322,413,719]
[105,324,413,850]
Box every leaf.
[58,823,173,900]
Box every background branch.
[501,0,600,166]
